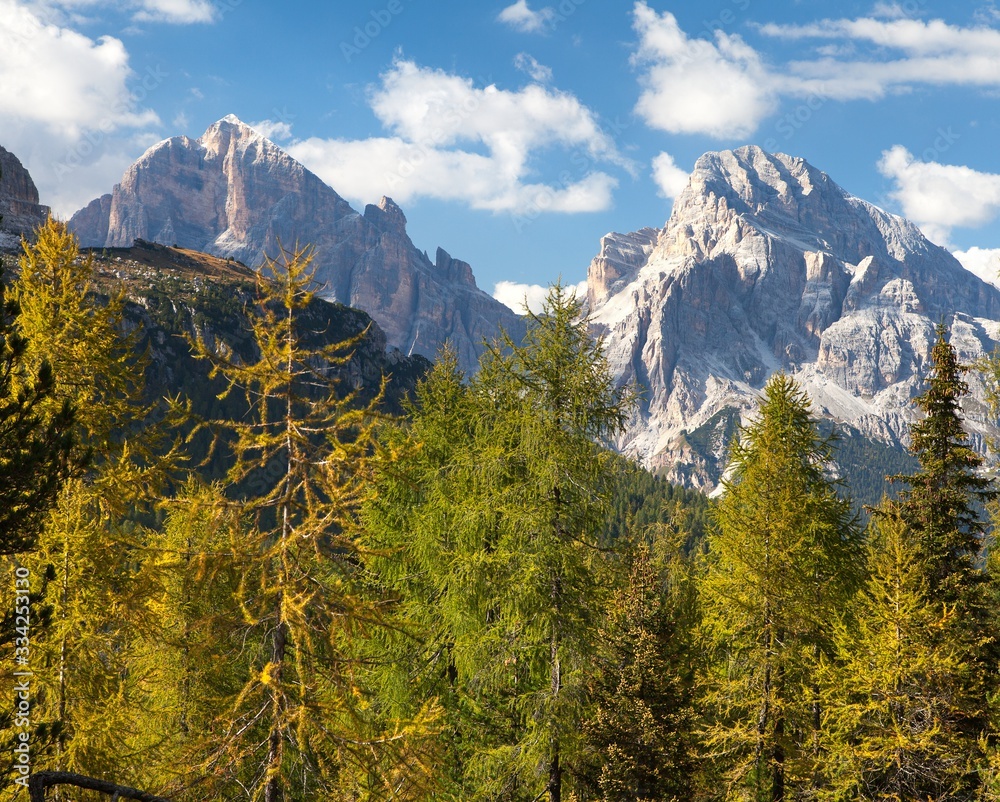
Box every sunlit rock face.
[586,145,1000,490]
[69,115,523,372]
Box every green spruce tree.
[583,542,697,801]
[361,347,477,799]
[700,373,861,802]
[884,323,997,791]
[473,283,631,802]
[895,323,995,603]
[364,284,631,802]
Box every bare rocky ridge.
[0,144,49,242]
[68,115,523,373]
[587,145,1000,490]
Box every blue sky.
[4,0,1000,309]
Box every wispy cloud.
[131,0,216,24]
[631,3,1000,138]
[757,16,1000,99]
[288,59,624,214]
[497,0,554,34]
[24,0,219,24]
[513,52,553,83]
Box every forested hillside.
[2,222,999,802]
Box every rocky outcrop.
[0,145,49,239]
[587,145,1000,489]
[69,115,523,372]
[587,228,660,308]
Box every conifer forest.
[5,220,1000,802]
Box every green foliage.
[5,219,174,792]
[13,219,142,462]
[822,422,919,516]
[582,543,698,801]
[129,479,257,795]
[175,244,437,801]
[700,373,862,802]
[820,511,980,801]
[0,257,72,554]
[365,284,632,802]
[603,454,711,549]
[0,219,168,791]
[894,323,995,603]
[7,233,1000,802]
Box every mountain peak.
[586,145,1000,488]
[363,196,407,234]
[67,119,523,375]
[679,146,829,218]
[198,114,268,148]
[208,113,257,135]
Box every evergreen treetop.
[894,322,995,601]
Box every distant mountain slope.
[586,145,1000,490]
[80,239,430,417]
[68,115,524,373]
[0,144,49,243]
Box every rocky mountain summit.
[587,145,1000,490]
[0,144,49,243]
[68,115,523,373]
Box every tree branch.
[27,771,170,802]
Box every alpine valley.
[7,122,1000,498]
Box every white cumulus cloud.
[0,0,164,216]
[249,118,294,143]
[877,146,1000,245]
[953,247,1000,289]
[0,1,158,135]
[651,152,689,199]
[497,0,555,33]
[288,59,624,214]
[631,2,779,139]
[493,279,587,314]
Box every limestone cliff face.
[68,115,523,372]
[0,145,49,239]
[587,146,1000,490]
